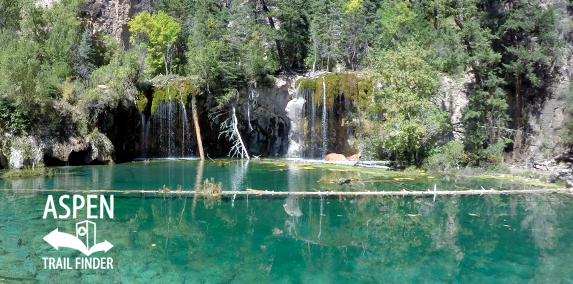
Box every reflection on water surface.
[0,161,569,283]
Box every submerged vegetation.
[1,167,57,179]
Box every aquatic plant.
[1,167,56,179]
[200,178,222,195]
[200,177,222,209]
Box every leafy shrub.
[423,141,466,174]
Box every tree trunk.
[191,95,205,160]
[433,4,439,30]
[488,89,494,145]
[514,72,523,155]
[261,0,289,73]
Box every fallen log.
[2,188,570,196]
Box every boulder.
[347,154,359,160]
[325,153,346,161]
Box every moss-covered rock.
[295,73,374,109]
[149,76,200,115]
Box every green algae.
[468,174,563,189]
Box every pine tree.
[74,29,96,81]
[497,0,558,152]
[453,0,509,164]
[307,0,343,71]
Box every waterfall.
[310,87,316,157]
[285,97,305,157]
[142,97,195,159]
[179,94,191,157]
[168,87,173,157]
[321,78,328,158]
[139,113,150,158]
[247,91,253,132]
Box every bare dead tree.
[210,89,250,159]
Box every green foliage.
[371,41,447,164]
[73,29,96,80]
[1,167,56,179]
[307,0,344,71]
[0,0,567,170]
[380,0,416,39]
[423,141,466,174]
[83,48,144,121]
[0,98,30,132]
[128,11,182,76]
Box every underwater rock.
[325,153,346,161]
[272,228,283,236]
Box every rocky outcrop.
[347,154,359,160]
[0,130,114,169]
[37,0,155,46]
[237,78,292,157]
[82,0,155,46]
[437,72,474,141]
[523,0,572,161]
[197,77,293,158]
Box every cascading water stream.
[140,113,146,157]
[310,87,316,157]
[168,86,173,157]
[321,78,327,158]
[179,94,191,157]
[285,83,306,157]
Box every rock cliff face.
[436,0,573,162]
[525,0,572,161]
[37,0,155,46]
[82,0,155,46]
[437,72,474,141]
[195,77,293,158]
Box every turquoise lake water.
[0,160,572,283]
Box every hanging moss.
[149,77,200,115]
[356,77,375,110]
[136,92,147,112]
[309,73,369,108]
[296,78,316,92]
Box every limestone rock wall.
[437,72,474,141]
[524,0,572,160]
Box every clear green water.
[0,160,542,192]
[0,161,571,283]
